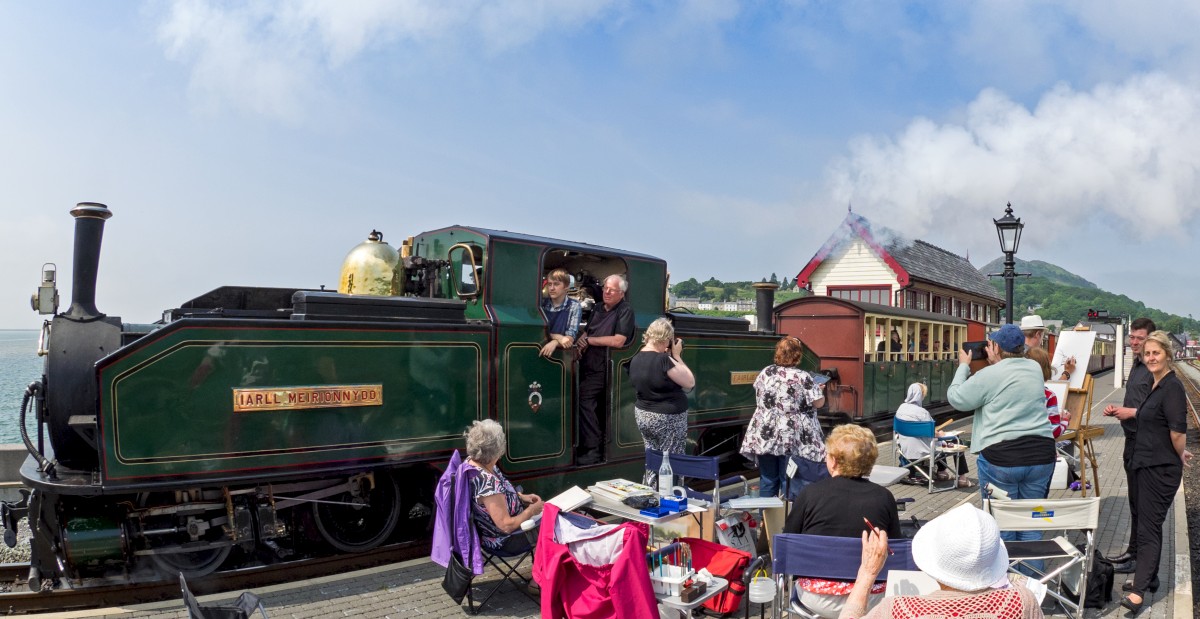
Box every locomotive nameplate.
[233,384,383,412]
[729,371,758,385]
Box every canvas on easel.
[1052,330,1096,390]
[1059,374,1102,497]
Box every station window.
[828,286,890,306]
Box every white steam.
[826,73,1200,246]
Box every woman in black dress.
[1121,330,1193,613]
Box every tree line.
[671,274,796,301]
[1001,278,1198,336]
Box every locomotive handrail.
[19,382,54,479]
[36,321,50,357]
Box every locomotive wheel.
[137,492,232,579]
[312,473,401,553]
[149,544,232,579]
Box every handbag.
[442,550,474,603]
[440,469,475,603]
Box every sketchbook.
[547,485,593,512]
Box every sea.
[0,331,43,445]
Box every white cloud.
[155,0,628,119]
[823,73,1200,251]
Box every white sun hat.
[911,504,1009,592]
[1019,315,1045,332]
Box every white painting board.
[1045,380,1069,409]
[1052,330,1096,390]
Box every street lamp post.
[990,202,1028,325]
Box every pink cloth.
[532,503,659,619]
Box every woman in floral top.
[464,419,543,553]
[740,337,826,498]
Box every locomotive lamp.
[990,203,1028,324]
[31,263,59,315]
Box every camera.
[962,341,987,361]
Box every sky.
[2,0,1199,329]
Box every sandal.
[1120,593,1145,614]
[956,477,974,488]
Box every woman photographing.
[740,336,827,498]
[629,318,695,474]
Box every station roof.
[795,213,1003,303]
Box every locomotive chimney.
[752,282,778,333]
[64,202,112,321]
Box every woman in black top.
[629,318,695,464]
[1121,331,1193,613]
[782,424,900,618]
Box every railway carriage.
[773,296,989,425]
[6,204,780,588]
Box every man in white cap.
[1019,315,1045,351]
[840,504,1043,618]
[1021,314,1074,379]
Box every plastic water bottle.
[658,451,674,497]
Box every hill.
[977,257,1097,290]
[978,259,1198,335]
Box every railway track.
[1181,360,1200,428]
[0,539,430,615]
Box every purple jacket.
[431,450,485,575]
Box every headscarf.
[895,383,932,459]
[903,383,925,405]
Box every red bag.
[678,537,752,615]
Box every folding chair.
[466,530,538,614]
[434,453,537,615]
[180,573,268,619]
[645,449,748,539]
[984,497,1100,619]
[645,449,747,507]
[892,418,958,494]
[772,533,917,619]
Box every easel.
[1057,374,1102,497]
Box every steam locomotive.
[4,203,787,589]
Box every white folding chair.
[984,497,1100,619]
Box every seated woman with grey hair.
[464,419,543,553]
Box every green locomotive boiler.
[6,203,785,587]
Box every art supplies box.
[591,479,656,503]
[649,563,695,597]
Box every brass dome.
[338,230,402,296]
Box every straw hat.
[1019,315,1045,332]
[911,504,1009,592]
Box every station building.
[794,212,1004,325]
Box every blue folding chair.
[772,533,917,619]
[644,449,748,507]
[645,450,747,541]
[892,418,959,494]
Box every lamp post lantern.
[990,202,1027,325]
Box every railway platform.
[40,369,1193,619]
